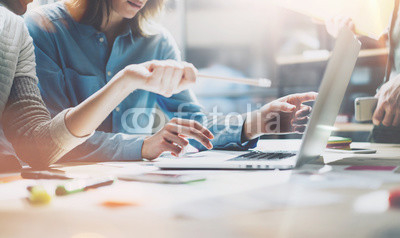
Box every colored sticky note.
[345,165,397,171]
[327,136,352,149]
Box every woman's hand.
[141,118,214,160]
[373,75,400,127]
[121,60,198,98]
[325,16,356,38]
[243,92,318,141]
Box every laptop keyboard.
[228,151,297,161]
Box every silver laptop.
[156,28,361,170]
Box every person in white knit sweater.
[0,0,212,170]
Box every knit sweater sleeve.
[14,15,37,81]
[2,76,92,169]
[0,6,91,168]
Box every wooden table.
[1,140,400,238]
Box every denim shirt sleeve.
[57,132,146,162]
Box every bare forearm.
[65,71,135,137]
[65,60,200,137]
[357,34,387,49]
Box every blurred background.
[31,0,390,140]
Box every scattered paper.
[0,180,34,201]
[353,190,389,213]
[303,163,400,184]
[172,184,341,219]
[345,165,397,171]
[329,157,400,167]
[292,165,382,189]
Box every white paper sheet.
[172,184,341,219]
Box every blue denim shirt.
[24,3,257,162]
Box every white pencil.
[197,74,272,88]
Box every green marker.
[55,178,114,196]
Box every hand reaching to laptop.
[242,92,318,141]
[118,60,318,156]
[142,118,214,160]
[142,90,317,160]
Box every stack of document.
[327,136,352,149]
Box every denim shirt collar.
[57,2,134,42]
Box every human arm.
[324,16,400,127]
[24,14,142,162]
[242,92,318,141]
[152,29,259,151]
[372,74,400,127]
[2,76,91,169]
[156,89,259,151]
[325,16,387,48]
[33,46,211,162]
[157,91,317,151]
[0,18,93,168]
[118,61,215,159]
[24,12,214,162]
[2,65,148,168]
[1,17,145,167]
[3,59,213,167]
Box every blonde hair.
[81,0,165,38]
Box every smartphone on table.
[326,148,377,154]
[118,172,206,184]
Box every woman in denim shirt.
[0,0,211,170]
[25,0,316,162]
